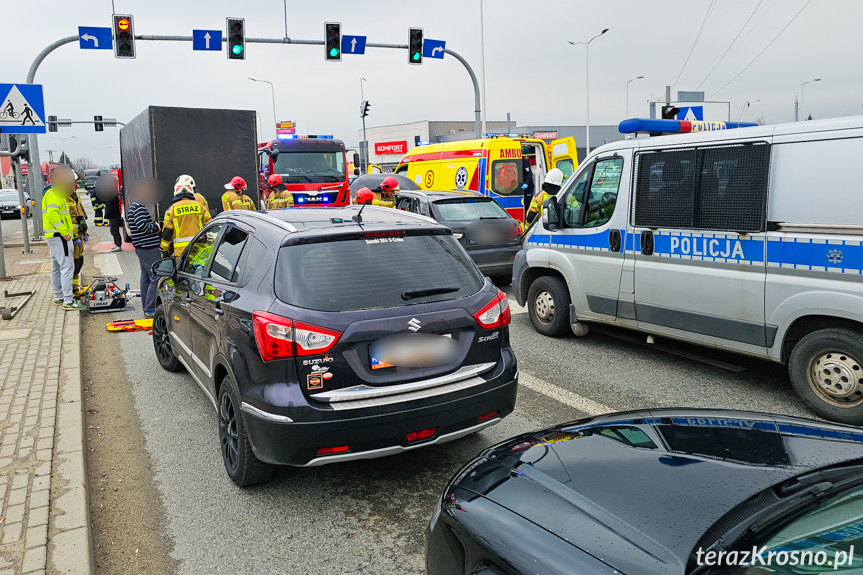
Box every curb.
[49,310,95,575]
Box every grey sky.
[6,0,860,167]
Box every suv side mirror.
[152,257,176,278]
[542,196,560,231]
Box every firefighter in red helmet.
[370,176,399,208]
[266,174,294,210]
[221,176,256,212]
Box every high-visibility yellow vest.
[42,187,73,239]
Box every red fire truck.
[257,136,358,207]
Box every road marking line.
[93,253,122,276]
[518,372,613,416]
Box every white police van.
[513,116,863,424]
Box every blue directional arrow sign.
[78,26,113,50]
[193,29,222,51]
[342,35,367,55]
[423,39,446,59]
[0,84,46,134]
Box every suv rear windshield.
[432,198,509,222]
[274,233,484,312]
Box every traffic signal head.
[409,28,423,64]
[113,14,135,59]
[48,115,58,133]
[227,18,245,60]
[94,115,104,132]
[325,22,341,61]
[661,105,680,120]
[360,100,371,119]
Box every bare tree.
[74,156,95,172]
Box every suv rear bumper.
[242,373,518,466]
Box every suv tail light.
[253,311,293,361]
[473,289,511,329]
[294,321,341,356]
[252,312,341,361]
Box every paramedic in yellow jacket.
[525,168,565,225]
[266,174,294,209]
[221,176,256,212]
[161,182,212,258]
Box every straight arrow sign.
[192,29,222,51]
[341,35,367,55]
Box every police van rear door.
[628,140,771,351]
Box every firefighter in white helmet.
[525,168,566,225]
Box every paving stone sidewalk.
[0,246,92,575]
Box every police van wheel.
[789,328,863,425]
[527,276,570,337]
[152,307,182,372]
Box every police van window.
[181,224,223,278]
[584,158,624,228]
[634,149,696,229]
[210,227,249,283]
[561,167,592,227]
[491,160,522,196]
[694,143,769,233]
[634,143,768,233]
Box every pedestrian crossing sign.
[0,84,46,134]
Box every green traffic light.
[412,52,420,61]
[232,44,243,55]
[330,47,340,57]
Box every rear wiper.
[479,216,506,220]
[401,286,459,300]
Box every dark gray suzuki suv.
[151,206,518,486]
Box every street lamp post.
[800,78,821,121]
[249,78,278,137]
[92,147,111,168]
[52,135,75,162]
[360,77,368,173]
[569,28,609,156]
[626,75,644,118]
[479,0,487,136]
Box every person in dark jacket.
[127,179,163,318]
[103,186,123,252]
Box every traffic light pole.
[24,32,483,237]
[134,35,483,137]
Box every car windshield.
[274,233,484,312]
[432,198,509,221]
[273,151,346,183]
[0,192,19,202]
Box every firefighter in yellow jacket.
[161,182,212,258]
[176,174,209,213]
[525,168,565,225]
[220,176,256,212]
[266,174,294,209]
[65,189,88,296]
[370,176,399,208]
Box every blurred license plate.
[370,333,456,370]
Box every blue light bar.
[619,118,758,135]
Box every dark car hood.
[452,408,863,575]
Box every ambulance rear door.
[549,137,579,180]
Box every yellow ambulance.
[395,136,577,222]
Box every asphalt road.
[82,217,814,575]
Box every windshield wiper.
[401,286,459,300]
[285,175,313,183]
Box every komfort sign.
[375,140,407,155]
